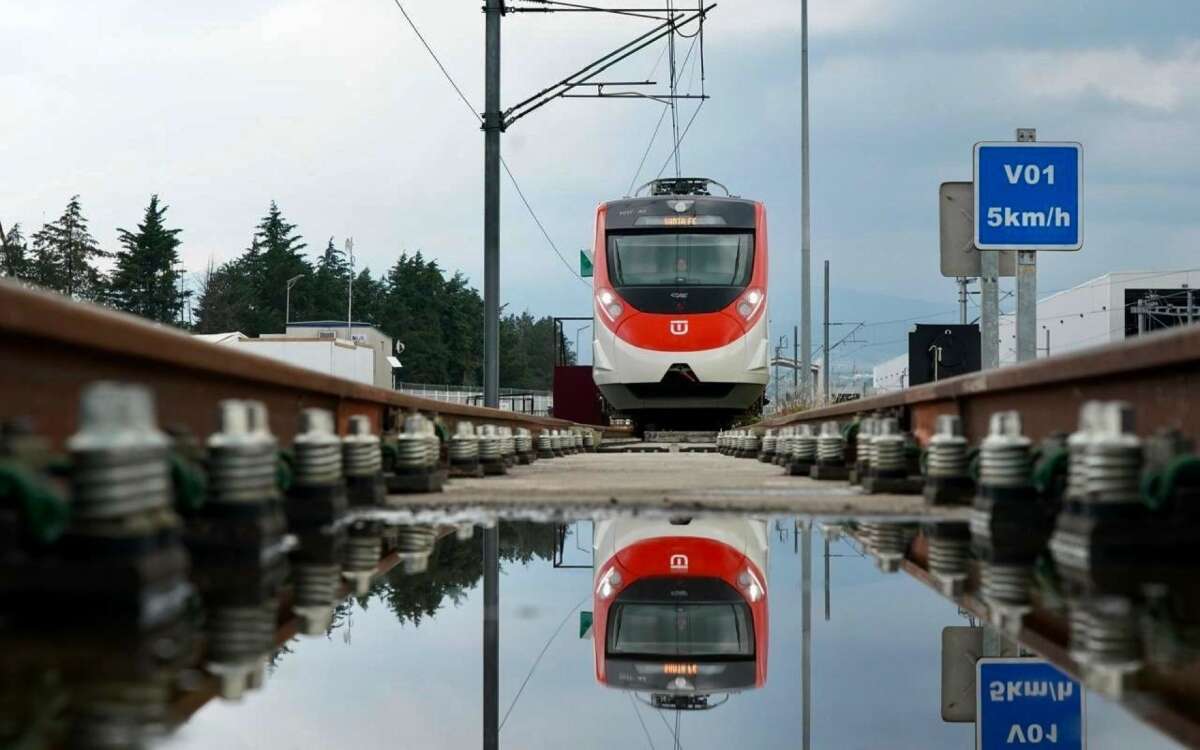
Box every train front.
[591,517,769,704]
[591,179,769,427]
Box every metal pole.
[1016,251,1037,362]
[799,0,812,402]
[801,521,812,750]
[1015,128,1037,364]
[346,238,354,339]
[793,324,799,391]
[285,285,291,327]
[823,260,830,403]
[1045,328,1050,358]
[483,7,502,749]
[980,251,999,369]
[1188,288,1194,325]
[484,0,502,410]
[958,277,968,325]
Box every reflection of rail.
[840,525,1200,748]
[169,530,455,726]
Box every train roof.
[602,181,759,230]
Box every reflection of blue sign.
[974,142,1083,250]
[977,658,1084,750]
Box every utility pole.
[1015,128,1038,363]
[345,238,354,339]
[793,324,799,392]
[823,260,830,403]
[957,276,968,325]
[800,0,812,402]
[482,4,502,750]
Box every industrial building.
[195,321,397,389]
[279,321,398,389]
[997,270,1200,364]
[873,269,1200,392]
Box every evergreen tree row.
[2,197,573,390]
[1,195,187,322]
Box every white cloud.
[1014,44,1200,112]
[716,0,900,37]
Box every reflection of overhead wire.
[499,594,589,730]
[628,691,657,749]
[652,699,684,749]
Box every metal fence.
[394,381,553,416]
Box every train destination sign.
[977,658,1084,750]
[973,142,1083,251]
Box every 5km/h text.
[985,206,1071,229]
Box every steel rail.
[0,280,580,448]
[763,322,1200,445]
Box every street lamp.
[575,323,591,365]
[285,274,305,326]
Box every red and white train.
[591,517,769,701]
[590,178,769,428]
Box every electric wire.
[389,0,590,287]
[625,33,698,194]
[654,99,705,178]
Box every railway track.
[3,280,1200,746]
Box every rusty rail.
[0,281,581,446]
[764,322,1200,445]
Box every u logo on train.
[590,178,770,430]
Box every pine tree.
[0,222,30,279]
[309,237,350,320]
[110,195,188,324]
[29,196,109,300]
[194,257,254,333]
[249,201,311,332]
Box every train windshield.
[608,602,754,657]
[607,233,753,287]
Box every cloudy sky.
[4,1,1200,370]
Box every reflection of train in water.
[591,178,769,429]
[591,517,769,704]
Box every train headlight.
[597,289,624,321]
[596,567,623,600]
[736,288,764,320]
[737,568,764,602]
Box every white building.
[279,321,397,389]
[999,270,1200,363]
[870,270,1200,389]
[872,353,908,393]
[199,333,377,387]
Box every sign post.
[939,181,1015,369]
[974,131,1082,363]
[977,658,1085,750]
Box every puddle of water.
[3,514,1180,749]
